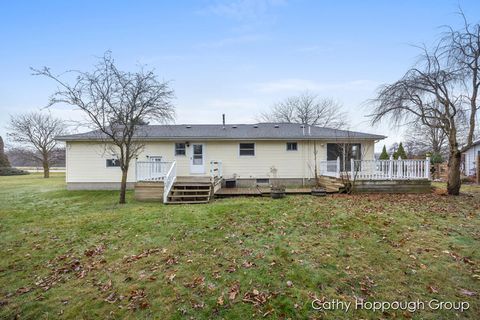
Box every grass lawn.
[1,174,479,319]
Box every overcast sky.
[1,0,479,151]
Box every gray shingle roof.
[56,123,386,141]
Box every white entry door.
[190,143,205,174]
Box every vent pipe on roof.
[301,125,305,136]
[222,114,225,129]
[308,125,311,136]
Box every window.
[286,142,298,151]
[175,143,186,156]
[106,159,120,167]
[327,143,361,171]
[256,178,269,184]
[239,143,255,156]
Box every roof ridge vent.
[186,125,191,128]
[253,125,258,128]
[232,125,237,128]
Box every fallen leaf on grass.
[192,301,205,309]
[242,289,271,306]
[184,276,205,289]
[242,261,256,268]
[104,292,118,304]
[84,244,105,257]
[226,265,237,273]
[166,272,176,282]
[123,248,163,263]
[229,281,240,300]
[99,279,112,292]
[427,285,439,294]
[16,287,31,295]
[127,289,149,310]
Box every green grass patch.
[0,174,479,319]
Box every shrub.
[394,142,407,160]
[0,167,30,176]
[379,145,389,160]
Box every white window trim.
[239,142,255,157]
[174,143,187,156]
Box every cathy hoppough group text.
[311,298,470,313]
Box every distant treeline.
[5,148,65,167]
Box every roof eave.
[58,135,386,142]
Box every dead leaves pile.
[35,245,107,292]
[127,289,149,310]
[242,289,273,306]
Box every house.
[57,122,432,203]
[57,123,383,188]
[463,139,480,177]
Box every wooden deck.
[214,187,312,197]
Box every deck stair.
[318,176,345,193]
[166,176,212,204]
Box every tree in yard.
[403,121,447,160]
[394,142,407,160]
[8,112,67,178]
[259,91,348,129]
[33,52,175,203]
[379,145,389,160]
[0,136,10,168]
[370,14,479,195]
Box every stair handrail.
[209,160,223,180]
[163,161,177,203]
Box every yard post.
[398,156,403,179]
[336,156,340,179]
[426,156,431,180]
[389,155,393,180]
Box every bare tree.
[370,14,479,195]
[8,112,67,178]
[403,121,448,159]
[259,91,348,128]
[33,52,175,203]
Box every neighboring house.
[56,123,386,190]
[463,139,480,177]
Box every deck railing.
[210,160,223,180]
[352,157,431,180]
[163,161,177,203]
[136,161,172,182]
[318,157,341,178]
[317,156,431,180]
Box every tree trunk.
[119,168,128,204]
[42,157,50,178]
[447,151,461,195]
